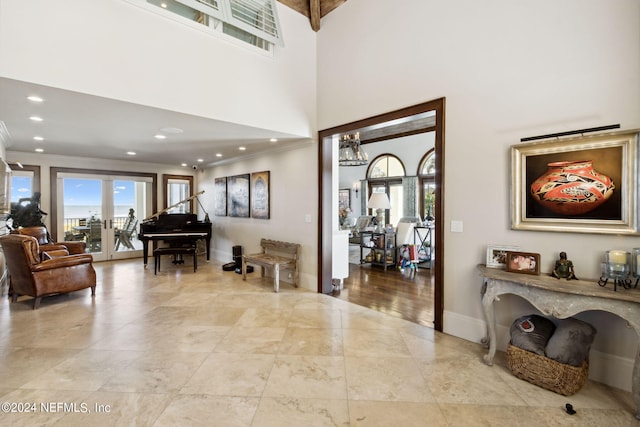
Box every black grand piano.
[138,192,212,266]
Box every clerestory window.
[141,0,283,51]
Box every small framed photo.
[486,245,520,269]
[505,251,541,275]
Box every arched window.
[367,155,405,226]
[418,149,436,221]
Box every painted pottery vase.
[530,160,615,216]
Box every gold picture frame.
[511,129,639,234]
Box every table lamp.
[367,192,391,232]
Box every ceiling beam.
[310,0,321,31]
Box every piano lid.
[143,191,209,223]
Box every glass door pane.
[62,177,105,260]
[112,179,148,257]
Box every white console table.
[478,264,640,419]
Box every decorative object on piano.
[227,174,250,218]
[505,251,540,275]
[486,245,520,269]
[214,177,227,217]
[511,128,638,235]
[251,171,270,219]
[551,252,577,280]
[598,250,637,291]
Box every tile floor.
[0,257,638,426]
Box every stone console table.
[477,264,640,419]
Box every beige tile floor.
[0,257,638,426]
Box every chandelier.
[338,132,369,166]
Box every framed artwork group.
[214,171,270,219]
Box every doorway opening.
[318,98,445,331]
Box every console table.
[478,264,640,419]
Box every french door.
[55,173,152,262]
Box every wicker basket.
[506,344,589,396]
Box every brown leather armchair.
[0,234,96,309]
[16,226,86,259]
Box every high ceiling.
[1,1,420,169]
[278,0,347,31]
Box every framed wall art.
[511,129,639,234]
[214,177,227,216]
[505,251,540,275]
[251,171,270,219]
[227,174,250,217]
[338,189,350,210]
[486,245,521,269]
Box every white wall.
[0,0,317,137]
[200,142,317,291]
[318,0,640,390]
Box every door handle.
[103,220,107,229]
[109,219,113,229]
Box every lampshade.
[368,192,391,210]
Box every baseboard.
[443,310,633,391]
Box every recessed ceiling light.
[197,158,204,163]
[33,136,44,141]
[216,153,222,157]
[239,146,246,151]
[270,138,278,142]
[161,2,167,8]
[127,151,136,156]
[29,116,43,122]
[35,148,44,153]
[181,163,188,167]
[154,134,167,140]
[27,96,44,103]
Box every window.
[163,175,193,213]
[143,0,283,50]
[9,164,40,204]
[367,155,405,226]
[418,150,436,220]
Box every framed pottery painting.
[214,177,227,216]
[251,171,270,219]
[505,251,541,275]
[511,129,639,234]
[227,174,250,217]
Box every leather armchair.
[0,234,96,309]
[16,226,86,259]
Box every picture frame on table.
[511,129,639,235]
[486,245,521,269]
[505,251,541,275]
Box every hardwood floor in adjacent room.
[331,262,435,328]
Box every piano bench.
[153,247,197,275]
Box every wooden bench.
[154,246,197,275]
[242,239,300,292]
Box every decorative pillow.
[545,317,596,367]
[509,314,556,355]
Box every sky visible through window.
[63,179,134,206]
